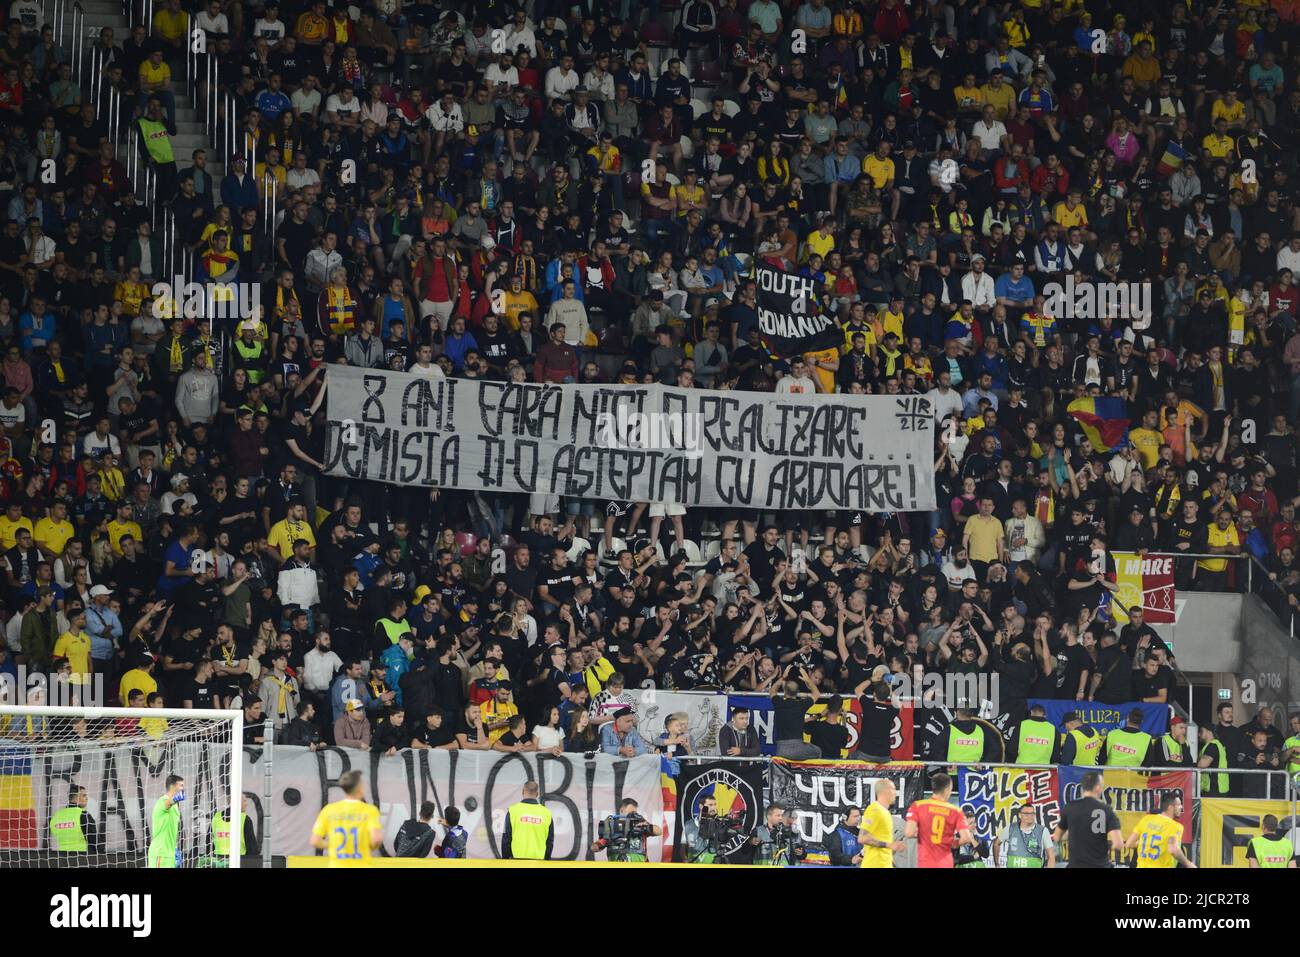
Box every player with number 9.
[310,769,384,867]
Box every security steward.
[941,707,1000,765]
[213,794,254,860]
[50,785,99,854]
[1246,814,1296,868]
[1104,708,1154,767]
[502,780,554,860]
[1011,704,1059,764]
[1155,716,1189,765]
[1197,724,1230,796]
[1059,710,1102,766]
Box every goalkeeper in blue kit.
[147,775,186,868]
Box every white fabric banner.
[323,365,936,511]
[248,747,665,859]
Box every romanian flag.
[0,746,37,849]
[1156,140,1188,177]
[659,756,677,863]
[1067,396,1131,452]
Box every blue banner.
[727,694,777,755]
[1028,700,1168,737]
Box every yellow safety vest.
[1105,728,1152,767]
[946,724,985,764]
[1067,726,1101,766]
[1015,719,1057,765]
[377,617,412,645]
[506,801,552,860]
[138,117,175,165]
[213,811,247,856]
[1200,738,1229,794]
[50,806,88,851]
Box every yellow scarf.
[169,336,184,373]
[267,672,293,718]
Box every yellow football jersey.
[312,798,382,867]
[1132,814,1184,868]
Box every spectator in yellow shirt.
[1196,510,1240,588]
[862,142,896,189]
[152,0,190,51]
[296,0,329,45]
[33,501,75,559]
[53,609,93,685]
[267,502,317,559]
[1211,91,1246,130]
[107,501,144,555]
[0,501,34,550]
[804,217,836,262]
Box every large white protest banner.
[323,365,936,512]
[3,742,663,861]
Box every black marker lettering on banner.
[478,382,564,439]
[715,456,756,504]
[361,375,387,423]
[569,386,651,443]
[399,377,456,429]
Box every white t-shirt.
[0,399,25,430]
[324,94,361,122]
[774,374,817,394]
[291,87,322,116]
[253,17,286,44]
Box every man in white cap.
[85,584,123,678]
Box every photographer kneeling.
[593,798,662,862]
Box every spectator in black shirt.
[857,683,897,762]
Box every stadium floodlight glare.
[0,706,243,869]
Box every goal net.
[0,706,243,868]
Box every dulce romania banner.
[1110,551,1176,624]
[957,766,1062,844]
[323,365,936,511]
[1199,798,1299,868]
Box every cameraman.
[752,803,807,866]
[690,794,743,864]
[593,797,661,862]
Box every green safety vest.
[1105,728,1152,767]
[946,724,985,764]
[1160,734,1185,764]
[1004,823,1048,868]
[377,617,412,645]
[1248,834,1294,868]
[1285,735,1300,778]
[49,806,87,852]
[213,811,247,856]
[1067,726,1101,766]
[138,117,175,165]
[1015,719,1057,765]
[1200,738,1229,795]
[506,801,552,860]
[233,339,265,383]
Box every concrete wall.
[1151,592,1243,674]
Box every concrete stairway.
[78,0,225,182]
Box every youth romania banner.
[753,262,842,357]
[1199,798,1299,868]
[1110,551,1176,624]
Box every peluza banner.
[323,365,937,512]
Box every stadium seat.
[702,539,722,563]
[455,531,477,556]
[697,60,723,84]
[722,99,741,117]
[682,540,705,568]
[691,97,711,119]
[566,536,591,562]
[602,537,628,563]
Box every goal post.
[0,706,243,869]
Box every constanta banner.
[1198,798,1299,868]
[1110,551,1176,624]
[323,365,936,511]
[1056,767,1195,865]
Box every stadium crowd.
[0,0,1299,796]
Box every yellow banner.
[1198,798,1295,868]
